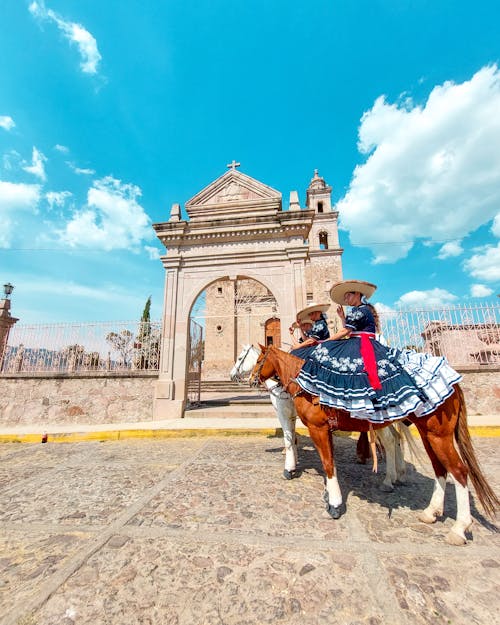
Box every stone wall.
[0,373,158,427]
[0,367,498,428]
[457,367,500,415]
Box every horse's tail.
[395,422,424,466]
[454,384,499,518]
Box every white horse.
[230,344,413,489]
[231,345,299,478]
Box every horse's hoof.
[283,469,294,480]
[445,531,467,546]
[326,503,345,519]
[418,510,437,524]
[379,483,394,493]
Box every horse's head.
[230,344,260,382]
[249,344,278,388]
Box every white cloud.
[336,65,500,263]
[437,240,463,259]
[492,212,500,237]
[470,284,494,297]
[46,190,72,210]
[374,302,396,315]
[144,245,161,260]
[58,176,152,250]
[463,243,500,281]
[396,288,459,308]
[2,150,22,172]
[29,1,101,75]
[66,161,95,175]
[23,147,47,181]
[0,116,15,131]
[54,144,69,153]
[0,180,41,247]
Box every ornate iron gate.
[186,318,204,408]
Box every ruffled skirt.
[295,337,461,423]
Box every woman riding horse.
[289,300,376,464]
[296,280,461,423]
[289,301,330,356]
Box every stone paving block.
[0,464,176,526]
[0,436,498,625]
[0,440,205,527]
[0,530,90,614]
[128,446,351,542]
[32,536,386,625]
[382,553,500,625]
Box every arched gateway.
[153,166,343,418]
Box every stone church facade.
[202,169,344,378]
[152,165,344,416]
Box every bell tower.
[304,170,343,331]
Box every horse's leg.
[425,429,473,545]
[447,473,473,545]
[394,424,408,483]
[272,391,298,480]
[377,426,397,492]
[356,431,370,464]
[414,420,472,544]
[413,426,447,523]
[307,423,344,519]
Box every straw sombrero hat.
[329,280,377,305]
[297,302,330,322]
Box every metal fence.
[1,302,498,376]
[378,302,500,366]
[1,320,162,374]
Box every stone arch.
[194,274,282,379]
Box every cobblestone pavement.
[0,434,498,625]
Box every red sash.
[351,332,382,390]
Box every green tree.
[135,296,160,369]
[137,296,151,345]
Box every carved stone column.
[0,299,19,372]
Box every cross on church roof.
[226,160,241,170]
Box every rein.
[252,346,305,399]
[250,346,271,387]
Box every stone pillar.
[153,260,186,419]
[0,299,19,372]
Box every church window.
[317,201,324,213]
[319,232,329,249]
[217,286,223,296]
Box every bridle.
[249,346,271,388]
[250,347,304,399]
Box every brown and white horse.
[250,345,499,545]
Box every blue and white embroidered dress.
[295,305,462,424]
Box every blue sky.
[1,0,499,324]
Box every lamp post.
[0,283,19,372]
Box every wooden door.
[265,318,281,348]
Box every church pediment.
[185,170,281,213]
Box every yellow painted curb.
[0,425,498,444]
[0,428,286,444]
